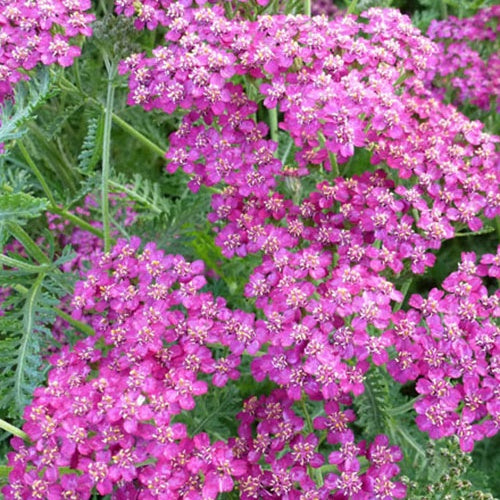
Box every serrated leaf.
[109,173,171,217]
[0,67,57,150]
[78,114,104,175]
[14,273,45,411]
[0,192,48,222]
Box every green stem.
[268,107,279,145]
[346,0,358,14]
[304,0,311,16]
[111,113,166,158]
[396,426,426,459]
[0,418,29,441]
[54,308,95,336]
[108,180,162,214]
[393,278,413,312]
[58,76,166,160]
[439,0,448,19]
[26,124,78,192]
[387,397,418,416]
[5,222,49,264]
[102,61,116,253]
[0,254,50,273]
[17,141,57,207]
[73,58,83,93]
[318,132,340,177]
[50,206,104,239]
[300,393,323,487]
[12,283,94,336]
[16,142,103,238]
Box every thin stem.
[0,254,50,273]
[12,283,93,336]
[300,393,323,487]
[0,418,29,441]
[393,278,413,312]
[50,206,104,239]
[387,398,419,417]
[16,142,102,238]
[108,180,162,214]
[26,123,78,192]
[58,76,166,160]
[111,113,166,158]
[17,141,58,207]
[396,426,426,459]
[304,0,311,16]
[318,132,340,177]
[439,0,448,20]
[346,0,358,14]
[54,308,95,336]
[102,60,116,253]
[73,59,83,93]
[268,106,279,145]
[5,222,49,264]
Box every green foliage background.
[0,0,498,497]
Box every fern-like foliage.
[172,384,242,442]
[78,113,104,175]
[0,67,58,151]
[110,172,172,220]
[0,246,75,419]
[0,192,48,224]
[354,365,429,475]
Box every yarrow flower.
[233,390,406,499]
[3,238,254,499]
[426,6,500,111]
[0,0,94,106]
[386,248,500,451]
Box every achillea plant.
[426,5,500,112]
[0,0,499,498]
[0,0,94,104]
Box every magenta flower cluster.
[0,0,94,105]
[116,0,500,455]
[119,4,499,264]
[234,390,405,499]
[5,238,250,499]
[4,238,411,499]
[47,193,138,343]
[6,235,498,497]
[3,1,500,498]
[391,249,499,451]
[426,6,500,111]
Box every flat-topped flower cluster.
[4,238,499,498]
[4,238,410,499]
[426,6,500,111]
[2,0,500,498]
[120,5,499,259]
[0,0,94,105]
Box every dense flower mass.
[119,4,499,265]
[426,6,500,111]
[3,238,410,499]
[2,0,500,498]
[397,250,500,452]
[115,0,500,456]
[234,390,406,499]
[0,0,94,105]
[4,238,251,499]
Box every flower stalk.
[0,418,29,441]
[101,58,117,253]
